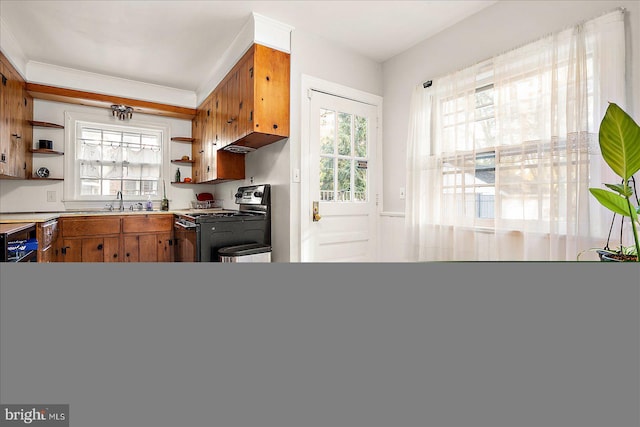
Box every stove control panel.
[235,184,270,205]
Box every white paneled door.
[306,90,378,262]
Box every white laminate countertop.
[0,208,226,223]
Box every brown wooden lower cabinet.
[59,236,120,262]
[56,214,173,262]
[123,233,172,262]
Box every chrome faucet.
[116,191,124,211]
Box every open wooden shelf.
[29,176,64,181]
[30,148,64,155]
[171,159,195,164]
[29,120,64,129]
[171,137,194,143]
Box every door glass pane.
[320,157,334,201]
[337,159,351,201]
[338,112,352,156]
[320,109,335,155]
[355,164,367,202]
[354,115,367,157]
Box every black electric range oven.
[174,184,271,262]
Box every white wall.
[0,99,214,213]
[379,0,640,261]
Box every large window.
[405,9,626,261]
[76,124,162,197]
[65,112,167,205]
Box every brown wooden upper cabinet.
[0,51,33,179]
[228,43,290,150]
[191,43,289,183]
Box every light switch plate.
[293,168,300,183]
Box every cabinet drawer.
[62,216,121,237]
[122,214,173,234]
[40,220,59,248]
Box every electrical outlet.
[399,187,406,200]
[47,191,56,202]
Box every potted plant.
[588,102,640,262]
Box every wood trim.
[26,83,196,120]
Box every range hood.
[222,145,256,154]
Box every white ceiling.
[0,0,497,92]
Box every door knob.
[313,201,321,222]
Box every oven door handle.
[174,221,196,230]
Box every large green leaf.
[589,188,634,217]
[599,103,640,180]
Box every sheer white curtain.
[406,9,626,261]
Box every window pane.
[354,115,367,158]
[126,147,145,163]
[80,161,100,179]
[123,133,140,145]
[320,157,334,201]
[355,163,367,202]
[337,159,351,201]
[102,180,122,196]
[144,147,161,163]
[103,131,122,143]
[123,180,140,196]
[141,134,160,147]
[103,145,122,162]
[78,141,101,161]
[81,128,102,142]
[320,109,335,155]
[141,181,158,196]
[103,164,122,179]
[80,179,100,196]
[337,112,352,156]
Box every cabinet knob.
[97,244,103,250]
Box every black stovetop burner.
[189,211,263,221]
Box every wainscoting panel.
[378,212,410,262]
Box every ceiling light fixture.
[111,104,134,120]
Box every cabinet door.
[202,97,214,182]
[192,107,202,183]
[253,44,290,138]
[228,69,240,142]
[175,228,196,262]
[82,237,108,262]
[156,232,173,262]
[220,79,230,148]
[9,67,24,177]
[22,87,33,179]
[103,236,120,262]
[138,234,157,262]
[238,51,254,140]
[60,238,83,262]
[123,235,140,262]
[0,60,9,175]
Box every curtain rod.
[421,6,625,89]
